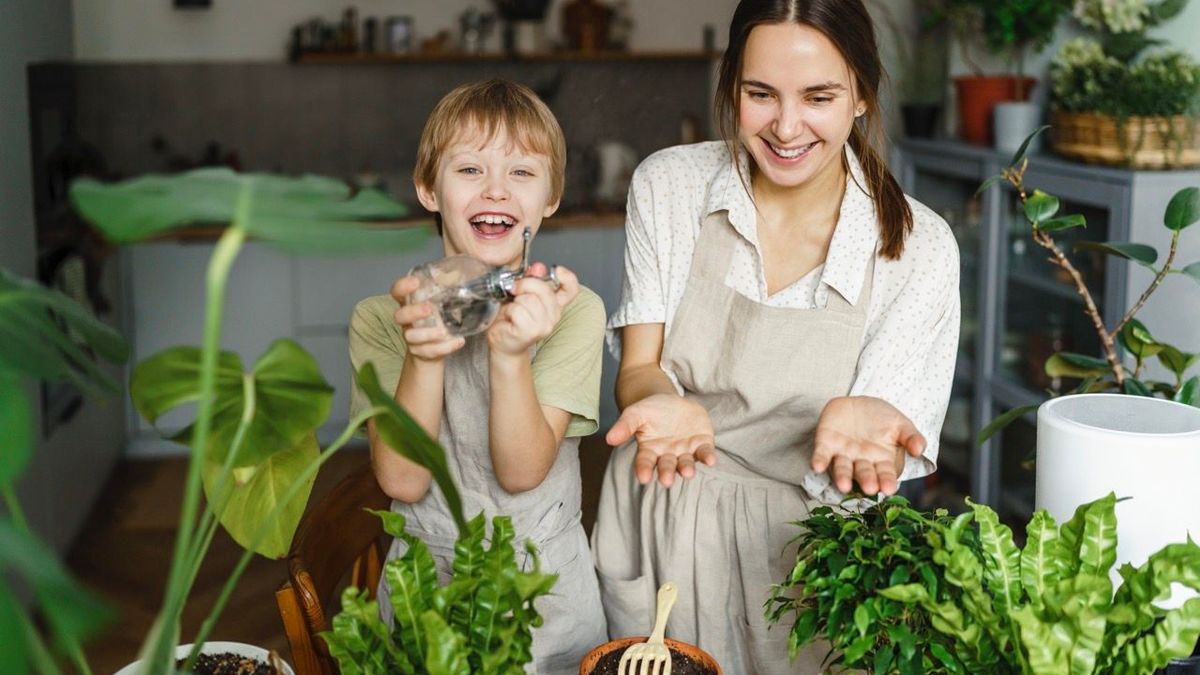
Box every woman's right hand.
[606,393,717,487]
[390,275,466,362]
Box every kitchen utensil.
[619,582,677,675]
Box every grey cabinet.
[894,138,1200,519]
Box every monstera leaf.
[130,339,333,467]
[201,433,320,559]
[70,168,432,254]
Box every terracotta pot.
[954,76,1036,145]
[580,636,722,675]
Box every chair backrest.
[276,462,392,675]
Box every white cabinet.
[123,225,627,455]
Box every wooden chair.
[276,463,392,675]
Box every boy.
[347,79,608,674]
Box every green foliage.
[978,146,1200,443]
[0,263,129,672]
[1052,0,1200,118]
[765,497,973,674]
[58,168,433,674]
[881,494,1200,674]
[932,0,1071,76]
[324,512,557,675]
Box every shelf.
[294,50,716,65]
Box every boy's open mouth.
[469,213,517,237]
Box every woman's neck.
[751,154,848,235]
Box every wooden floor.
[65,437,613,673]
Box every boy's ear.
[542,196,561,219]
[415,180,440,213]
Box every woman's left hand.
[811,396,926,496]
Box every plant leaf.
[0,376,32,487]
[975,174,1005,198]
[1077,493,1119,577]
[421,610,470,675]
[132,339,333,466]
[247,216,433,257]
[1120,319,1164,360]
[977,404,1040,445]
[1176,376,1200,406]
[1046,352,1111,379]
[1074,241,1158,269]
[0,583,30,675]
[1038,215,1087,233]
[0,267,128,395]
[1116,597,1200,675]
[200,432,319,558]
[1182,261,1200,285]
[969,500,1023,614]
[1025,190,1061,224]
[356,362,465,532]
[70,169,410,243]
[1009,126,1051,168]
[1164,187,1200,232]
[1157,345,1197,378]
[1123,377,1154,397]
[1021,510,1065,610]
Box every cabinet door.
[998,194,1112,397]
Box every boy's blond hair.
[415,79,566,203]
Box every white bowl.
[112,641,295,675]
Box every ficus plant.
[880,493,1200,674]
[979,128,1200,442]
[40,167,467,675]
[766,496,976,675]
[0,266,129,675]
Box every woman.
[591,0,960,672]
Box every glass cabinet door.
[994,405,1037,529]
[999,194,1111,396]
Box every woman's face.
[736,22,864,191]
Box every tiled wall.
[30,59,712,209]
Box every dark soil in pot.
[176,652,279,675]
[590,645,714,675]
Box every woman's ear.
[415,180,440,213]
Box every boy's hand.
[391,275,465,362]
[487,263,580,357]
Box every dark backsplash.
[29,58,712,209]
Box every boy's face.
[416,125,560,269]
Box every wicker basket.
[1049,109,1200,169]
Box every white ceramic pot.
[1036,394,1200,607]
[113,641,295,675]
[994,101,1043,156]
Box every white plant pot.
[113,641,295,675]
[994,101,1043,156]
[1036,394,1200,607]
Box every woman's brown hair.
[714,0,913,259]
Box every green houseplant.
[980,130,1200,442]
[0,167,479,675]
[1,266,129,675]
[1049,0,1200,167]
[943,0,1072,145]
[765,496,977,674]
[880,493,1200,674]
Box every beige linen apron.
[593,211,873,674]
[378,336,608,675]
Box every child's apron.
[378,335,608,675]
[593,210,873,674]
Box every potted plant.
[765,496,977,673]
[1049,0,1200,168]
[871,0,952,139]
[580,637,721,675]
[880,493,1200,673]
[942,0,1071,146]
[3,168,452,674]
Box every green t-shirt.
[348,286,605,438]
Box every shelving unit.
[293,50,714,64]
[894,138,1200,521]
